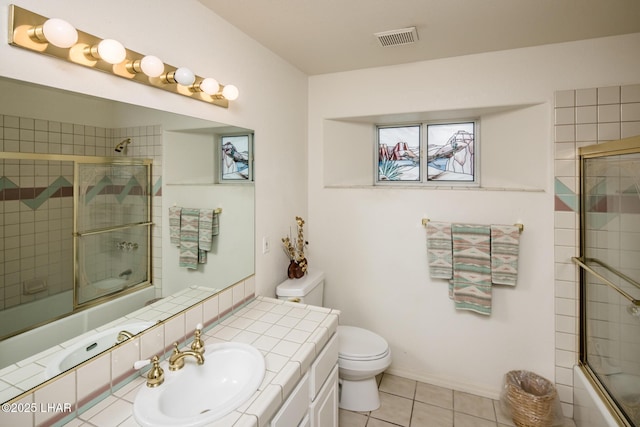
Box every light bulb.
[96,39,126,64]
[139,55,164,77]
[221,84,239,101]
[173,67,195,86]
[40,18,78,48]
[198,78,220,95]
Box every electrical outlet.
[262,236,270,254]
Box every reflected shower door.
[74,161,152,307]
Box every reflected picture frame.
[219,133,254,182]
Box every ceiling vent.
[374,27,419,47]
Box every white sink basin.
[45,322,154,379]
[133,342,265,427]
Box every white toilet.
[276,270,391,411]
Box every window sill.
[323,184,545,192]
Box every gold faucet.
[134,355,165,387]
[190,325,205,355]
[168,342,205,371]
[116,330,134,342]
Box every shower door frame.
[575,134,640,427]
[73,157,153,310]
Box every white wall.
[308,33,640,399]
[0,0,308,296]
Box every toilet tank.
[276,270,324,306]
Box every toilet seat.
[338,325,389,361]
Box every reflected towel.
[169,206,182,246]
[426,221,452,279]
[450,223,492,316]
[212,211,219,236]
[179,208,199,269]
[199,209,215,252]
[491,225,520,286]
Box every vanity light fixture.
[162,67,196,86]
[8,4,237,108]
[126,55,165,78]
[191,78,239,101]
[85,39,127,64]
[28,17,78,48]
[221,84,240,101]
[192,77,220,95]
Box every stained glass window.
[376,121,476,184]
[427,122,475,182]
[377,125,421,181]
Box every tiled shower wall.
[554,83,640,417]
[0,115,163,314]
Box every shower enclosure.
[0,151,152,341]
[573,135,640,427]
[74,159,152,308]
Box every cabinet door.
[299,414,311,427]
[310,365,338,427]
[271,373,309,427]
[310,334,338,399]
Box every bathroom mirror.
[0,76,255,402]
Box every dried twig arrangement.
[282,216,307,262]
[282,216,308,278]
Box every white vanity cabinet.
[271,334,339,427]
[310,365,338,427]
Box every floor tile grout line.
[343,372,508,427]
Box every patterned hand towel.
[212,210,220,236]
[426,221,453,279]
[179,208,199,269]
[450,223,492,316]
[168,206,182,246]
[491,224,520,286]
[198,209,215,252]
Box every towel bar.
[421,218,524,233]
[171,204,222,215]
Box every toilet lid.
[338,326,389,361]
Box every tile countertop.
[65,296,340,427]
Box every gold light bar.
[8,4,234,108]
[421,218,524,233]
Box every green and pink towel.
[178,208,200,269]
[450,223,492,316]
[426,221,453,279]
[168,206,182,246]
[426,222,521,315]
[490,224,520,286]
[169,207,220,270]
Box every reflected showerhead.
[115,138,132,153]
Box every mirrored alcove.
[0,76,254,403]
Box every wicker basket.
[504,370,557,427]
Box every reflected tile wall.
[0,117,163,319]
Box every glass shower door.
[579,147,640,426]
[74,161,152,307]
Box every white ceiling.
[198,0,640,75]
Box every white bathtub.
[0,286,155,368]
[573,365,625,427]
[0,291,72,339]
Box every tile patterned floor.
[339,373,577,427]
